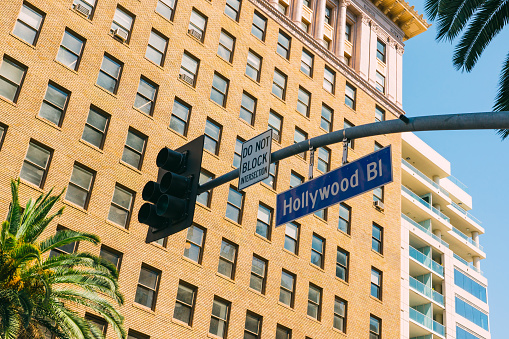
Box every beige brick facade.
[0,0,413,338]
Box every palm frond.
[435,0,485,41]
[495,52,509,139]
[39,230,99,254]
[42,252,119,279]
[7,179,21,236]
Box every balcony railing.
[452,226,484,251]
[402,186,451,223]
[448,175,468,192]
[409,276,444,306]
[409,307,445,337]
[402,159,449,197]
[409,246,444,277]
[450,201,482,225]
[402,214,449,248]
[453,253,484,276]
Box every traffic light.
[139,136,204,242]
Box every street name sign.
[276,146,393,226]
[238,129,272,190]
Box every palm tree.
[0,179,126,339]
[424,0,509,138]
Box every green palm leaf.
[39,230,99,254]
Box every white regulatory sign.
[238,129,273,190]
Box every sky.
[402,1,509,337]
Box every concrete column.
[314,0,327,44]
[396,46,404,107]
[387,39,397,100]
[472,231,479,243]
[368,22,378,86]
[433,175,440,184]
[292,0,304,24]
[335,1,348,62]
[473,256,480,269]
[358,15,371,80]
[433,204,441,211]
[433,229,442,238]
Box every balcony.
[450,201,482,225]
[454,253,484,276]
[448,175,468,192]
[452,226,483,251]
[409,246,444,277]
[402,159,449,197]
[402,186,450,223]
[409,276,444,307]
[402,214,449,248]
[409,307,445,337]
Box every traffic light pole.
[198,111,509,194]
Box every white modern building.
[401,132,490,339]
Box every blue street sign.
[276,146,393,227]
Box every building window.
[294,128,307,159]
[121,129,146,170]
[240,92,256,125]
[225,187,243,223]
[262,162,277,189]
[284,221,299,254]
[314,208,327,220]
[371,268,382,299]
[134,265,160,309]
[244,312,262,339]
[336,247,349,281]
[72,0,96,19]
[370,315,381,339]
[209,298,230,338]
[197,170,214,207]
[251,11,267,41]
[375,106,385,122]
[56,30,85,71]
[0,124,7,150]
[224,0,241,21]
[345,22,352,41]
[376,71,385,94]
[334,298,347,332]
[455,297,489,330]
[0,56,27,103]
[276,325,292,339]
[218,30,235,62]
[204,119,222,155]
[146,30,168,66]
[250,255,267,293]
[38,82,70,126]
[85,313,107,335]
[297,87,311,116]
[376,39,386,63]
[277,2,288,14]
[317,147,330,173]
[156,0,176,21]
[152,237,167,248]
[344,120,355,149]
[311,234,325,268]
[110,7,134,43]
[65,163,95,209]
[49,226,77,257]
[325,5,333,25]
[82,106,109,149]
[20,141,52,188]
[372,223,383,254]
[301,49,314,77]
[374,142,383,151]
[268,110,283,142]
[256,204,272,239]
[345,83,356,109]
[456,326,485,339]
[320,104,333,132]
[338,203,351,234]
[323,66,335,94]
[303,0,311,7]
[454,269,487,302]
[246,50,262,82]
[180,52,200,87]
[169,98,191,136]
[373,186,384,203]
[290,172,303,189]
[134,77,158,115]
[307,284,322,320]
[173,281,197,325]
[218,239,238,279]
[127,329,149,339]
[279,270,295,307]
[107,185,134,228]
[189,9,207,42]
[13,3,45,45]
[277,30,291,59]
[210,73,229,107]
[184,225,206,263]
[97,54,122,94]
[301,20,310,33]
[100,245,122,271]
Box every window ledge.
[132,302,156,315]
[372,204,386,214]
[208,98,228,111]
[270,92,286,104]
[104,219,130,234]
[369,295,383,304]
[34,115,62,131]
[309,262,325,273]
[334,276,349,286]
[238,117,256,130]
[319,126,331,134]
[282,248,299,259]
[299,70,313,80]
[312,213,327,224]
[204,149,221,160]
[119,160,142,174]
[253,232,271,244]
[371,249,384,258]
[208,332,225,339]
[260,182,277,194]
[306,315,321,324]
[250,33,266,45]
[79,139,104,154]
[171,318,192,330]
[196,202,212,212]
[223,216,242,228]
[154,11,175,24]
[167,126,188,141]
[53,59,79,74]
[331,327,347,336]
[149,241,168,251]
[0,95,17,107]
[244,73,261,86]
[181,255,203,268]
[9,33,36,49]
[336,229,351,238]
[144,57,164,70]
[62,200,89,214]
[70,7,93,23]
[177,77,197,90]
[247,287,267,298]
[277,301,295,311]
[19,179,44,193]
[186,32,205,45]
[295,110,311,121]
[275,51,291,64]
[324,88,336,98]
[216,54,233,67]
[223,12,240,24]
[132,106,154,120]
[108,33,131,48]
[215,272,236,284]
[344,103,356,113]
[94,84,118,99]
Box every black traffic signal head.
[139,135,204,242]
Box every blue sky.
[402,1,509,337]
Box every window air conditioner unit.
[374,200,384,211]
[271,130,279,141]
[188,29,202,41]
[113,28,128,42]
[179,73,194,85]
[73,3,90,17]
